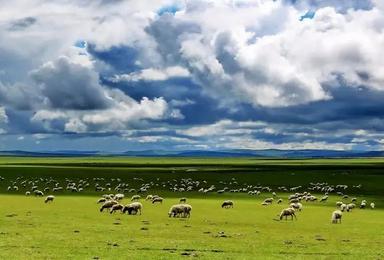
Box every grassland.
[0,157,384,259]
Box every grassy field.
[0,157,384,259]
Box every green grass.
[0,195,383,259]
[0,157,384,259]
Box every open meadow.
[0,157,384,259]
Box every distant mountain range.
[1,149,384,158]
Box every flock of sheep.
[1,175,377,223]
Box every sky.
[1,0,384,152]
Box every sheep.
[320,195,328,202]
[168,204,192,218]
[123,202,142,215]
[279,208,297,221]
[100,200,118,212]
[179,197,187,203]
[168,204,184,217]
[370,202,375,209]
[181,204,192,218]
[336,201,343,207]
[110,204,124,214]
[360,201,366,209]
[114,194,124,201]
[264,198,274,204]
[331,210,342,224]
[221,200,234,208]
[34,190,44,197]
[131,195,141,201]
[152,197,164,204]
[44,195,55,203]
[145,195,153,201]
[290,202,303,211]
[340,203,348,212]
[97,198,107,204]
[25,191,31,196]
[347,203,355,212]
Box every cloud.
[1,0,384,151]
[0,107,8,124]
[8,17,37,31]
[30,56,112,110]
[110,66,190,82]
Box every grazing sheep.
[168,204,184,217]
[277,198,283,204]
[264,198,274,204]
[145,195,153,201]
[100,200,118,212]
[152,197,164,204]
[351,198,357,202]
[336,201,343,207]
[181,204,192,218]
[340,203,348,212]
[34,190,44,197]
[331,210,342,224]
[110,204,124,214]
[347,203,355,212]
[97,198,107,204]
[168,204,192,218]
[320,195,328,202]
[179,197,187,203]
[360,201,366,209]
[131,195,141,201]
[25,191,31,196]
[114,194,124,201]
[123,202,143,215]
[44,195,55,203]
[290,202,303,211]
[221,200,234,208]
[279,208,297,221]
[370,202,375,209]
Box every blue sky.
[1,0,384,152]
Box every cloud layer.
[0,0,384,151]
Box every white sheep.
[277,198,283,204]
[279,208,297,221]
[168,204,184,217]
[110,204,124,214]
[340,203,348,212]
[131,195,141,201]
[145,195,153,201]
[152,197,163,204]
[34,190,44,197]
[123,202,143,215]
[179,197,187,203]
[25,191,31,196]
[114,194,124,201]
[100,200,118,212]
[264,198,274,204]
[181,204,192,218]
[97,198,107,204]
[290,202,303,211]
[168,204,192,218]
[44,195,55,203]
[347,203,355,212]
[370,202,375,209]
[221,200,234,208]
[331,210,342,224]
